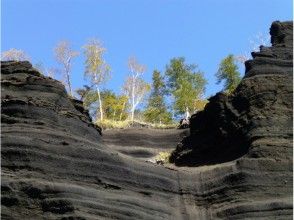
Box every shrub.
[155,151,171,164]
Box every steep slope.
[170,21,293,166]
[1,21,293,220]
[168,20,293,218]
[1,61,202,220]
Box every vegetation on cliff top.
[1,33,270,128]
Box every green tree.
[101,90,129,120]
[83,38,110,121]
[76,87,129,121]
[117,95,129,121]
[216,54,241,94]
[165,57,207,118]
[144,70,172,124]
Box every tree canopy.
[83,38,110,121]
[165,57,207,117]
[144,70,172,124]
[54,40,79,96]
[101,90,129,121]
[1,48,30,61]
[216,54,241,94]
[124,57,150,122]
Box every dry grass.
[149,123,178,129]
[155,151,172,164]
[97,119,130,129]
[96,119,177,130]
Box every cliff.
[170,21,293,166]
[1,21,293,219]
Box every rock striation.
[1,21,293,220]
[1,61,196,220]
[102,128,188,160]
[170,21,293,166]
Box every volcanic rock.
[169,20,293,218]
[1,21,293,220]
[170,21,293,166]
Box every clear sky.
[2,0,293,98]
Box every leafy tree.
[101,90,129,120]
[1,48,30,61]
[193,99,208,112]
[123,57,150,122]
[216,54,241,94]
[83,38,110,121]
[117,95,129,121]
[144,70,172,124]
[77,86,128,121]
[165,57,207,118]
[54,41,79,96]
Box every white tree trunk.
[113,110,116,120]
[185,106,190,120]
[65,68,72,96]
[93,75,103,121]
[65,59,72,96]
[131,107,135,122]
[96,85,103,121]
[131,76,135,122]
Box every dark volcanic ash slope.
[102,128,189,160]
[1,21,293,220]
[1,61,188,220]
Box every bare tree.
[34,62,46,74]
[46,67,59,78]
[54,41,79,96]
[236,32,271,64]
[83,38,110,121]
[34,62,58,78]
[123,57,150,122]
[1,48,30,61]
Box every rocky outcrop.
[1,61,196,220]
[1,21,293,220]
[170,21,293,166]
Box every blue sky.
[2,0,293,98]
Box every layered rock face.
[168,20,293,218]
[1,21,293,220]
[1,62,197,220]
[170,21,293,166]
[102,128,189,160]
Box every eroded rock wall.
[1,61,191,219]
[1,21,293,220]
[170,21,293,166]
